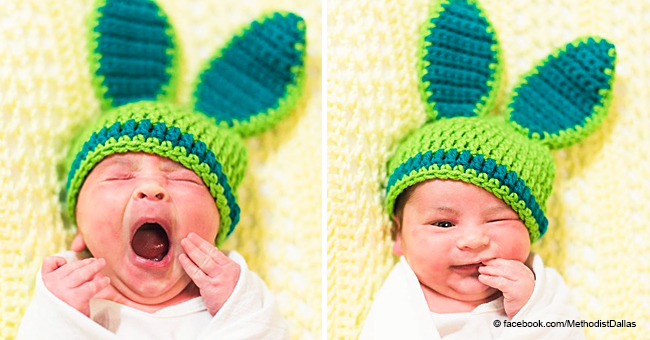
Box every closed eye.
[487,218,519,223]
[105,175,134,181]
[168,177,202,185]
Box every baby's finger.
[479,260,531,281]
[478,264,515,280]
[53,258,97,278]
[179,253,209,287]
[67,258,106,288]
[181,238,218,278]
[187,233,229,265]
[478,274,514,292]
[42,256,67,276]
[77,276,111,299]
[481,258,513,267]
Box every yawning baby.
[16,0,307,337]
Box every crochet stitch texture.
[65,0,307,246]
[384,0,616,243]
[386,116,555,242]
[0,0,322,338]
[65,102,246,245]
[327,0,649,339]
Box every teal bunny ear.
[506,37,616,149]
[191,12,306,138]
[419,0,502,121]
[89,0,180,110]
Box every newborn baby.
[359,178,584,339]
[358,0,615,338]
[18,152,287,339]
[17,0,306,337]
[392,179,536,319]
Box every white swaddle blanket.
[359,253,584,340]
[17,250,288,340]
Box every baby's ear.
[419,0,502,121]
[190,12,307,137]
[88,0,180,109]
[505,37,616,149]
[71,231,87,252]
[392,234,404,256]
[392,216,404,256]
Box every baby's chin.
[110,260,192,305]
[446,276,498,301]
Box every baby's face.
[393,179,530,302]
[75,152,219,305]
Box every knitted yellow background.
[327,0,649,339]
[0,0,321,339]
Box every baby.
[359,0,616,339]
[360,177,583,340]
[19,151,286,339]
[392,179,536,319]
[17,0,307,338]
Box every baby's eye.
[487,216,519,224]
[105,174,134,181]
[432,221,454,228]
[168,177,201,185]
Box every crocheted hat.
[65,0,306,246]
[385,0,616,242]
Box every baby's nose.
[134,183,168,201]
[456,230,490,250]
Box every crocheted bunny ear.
[88,0,180,110]
[191,12,306,138]
[419,0,502,121]
[506,37,616,150]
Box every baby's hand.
[179,232,241,316]
[41,256,111,317]
[478,258,535,319]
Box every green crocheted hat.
[65,0,307,246]
[386,0,616,243]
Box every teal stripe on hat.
[66,119,241,236]
[386,148,548,237]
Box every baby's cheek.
[493,224,530,262]
[96,192,126,215]
[408,226,451,271]
[174,189,219,240]
[78,185,129,242]
[408,226,432,250]
[83,208,124,246]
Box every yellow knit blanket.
[0,0,321,338]
[327,0,649,339]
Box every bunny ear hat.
[385,0,616,243]
[65,0,307,246]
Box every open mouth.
[131,222,170,261]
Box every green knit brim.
[386,165,542,243]
[65,102,246,246]
[385,117,555,243]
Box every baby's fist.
[179,233,240,316]
[478,258,535,319]
[41,256,111,317]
